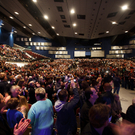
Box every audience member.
[28,87,54,135]
[80,87,98,131]
[54,79,79,135]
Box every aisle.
[119,87,135,113]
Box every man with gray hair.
[28,87,54,135]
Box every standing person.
[113,74,121,94]
[54,79,79,135]
[28,87,54,135]
[18,96,29,118]
[81,103,113,135]
[80,87,98,132]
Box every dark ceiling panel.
[128,10,135,15]
[98,32,105,35]
[125,16,131,19]
[64,24,70,28]
[119,21,126,25]
[57,6,63,12]
[54,0,64,2]
[79,33,84,36]
[62,20,67,23]
[60,15,66,19]
[107,12,117,18]
[77,15,86,19]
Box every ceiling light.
[38,32,41,34]
[23,26,26,28]
[0,26,2,28]
[32,0,37,2]
[121,5,128,10]
[1,23,4,25]
[44,15,48,20]
[125,31,128,33]
[112,21,116,24]
[9,16,13,19]
[29,24,32,26]
[70,9,75,14]
[106,31,109,33]
[73,23,77,26]
[14,12,19,15]
[56,33,59,36]
[14,31,17,33]
[75,32,77,34]
[32,33,35,35]
[52,26,55,29]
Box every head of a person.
[81,80,89,91]
[96,92,114,108]
[35,87,46,100]
[103,83,112,92]
[19,96,28,106]
[85,87,98,103]
[17,79,25,88]
[29,81,35,87]
[89,103,111,128]
[58,89,68,102]
[0,72,6,81]
[7,98,19,110]
[10,85,20,98]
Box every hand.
[13,118,31,135]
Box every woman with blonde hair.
[18,96,29,118]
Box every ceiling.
[0,0,135,44]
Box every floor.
[117,87,135,113]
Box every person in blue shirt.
[28,87,54,135]
[6,98,24,128]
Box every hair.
[0,72,5,80]
[7,98,19,110]
[103,83,112,92]
[96,92,114,105]
[89,103,110,128]
[81,81,89,91]
[19,96,29,108]
[10,85,20,93]
[35,87,46,100]
[58,89,68,101]
[85,87,93,100]
[8,76,14,82]
[18,96,29,117]
[17,79,25,88]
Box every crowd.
[0,45,34,62]
[0,58,135,135]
